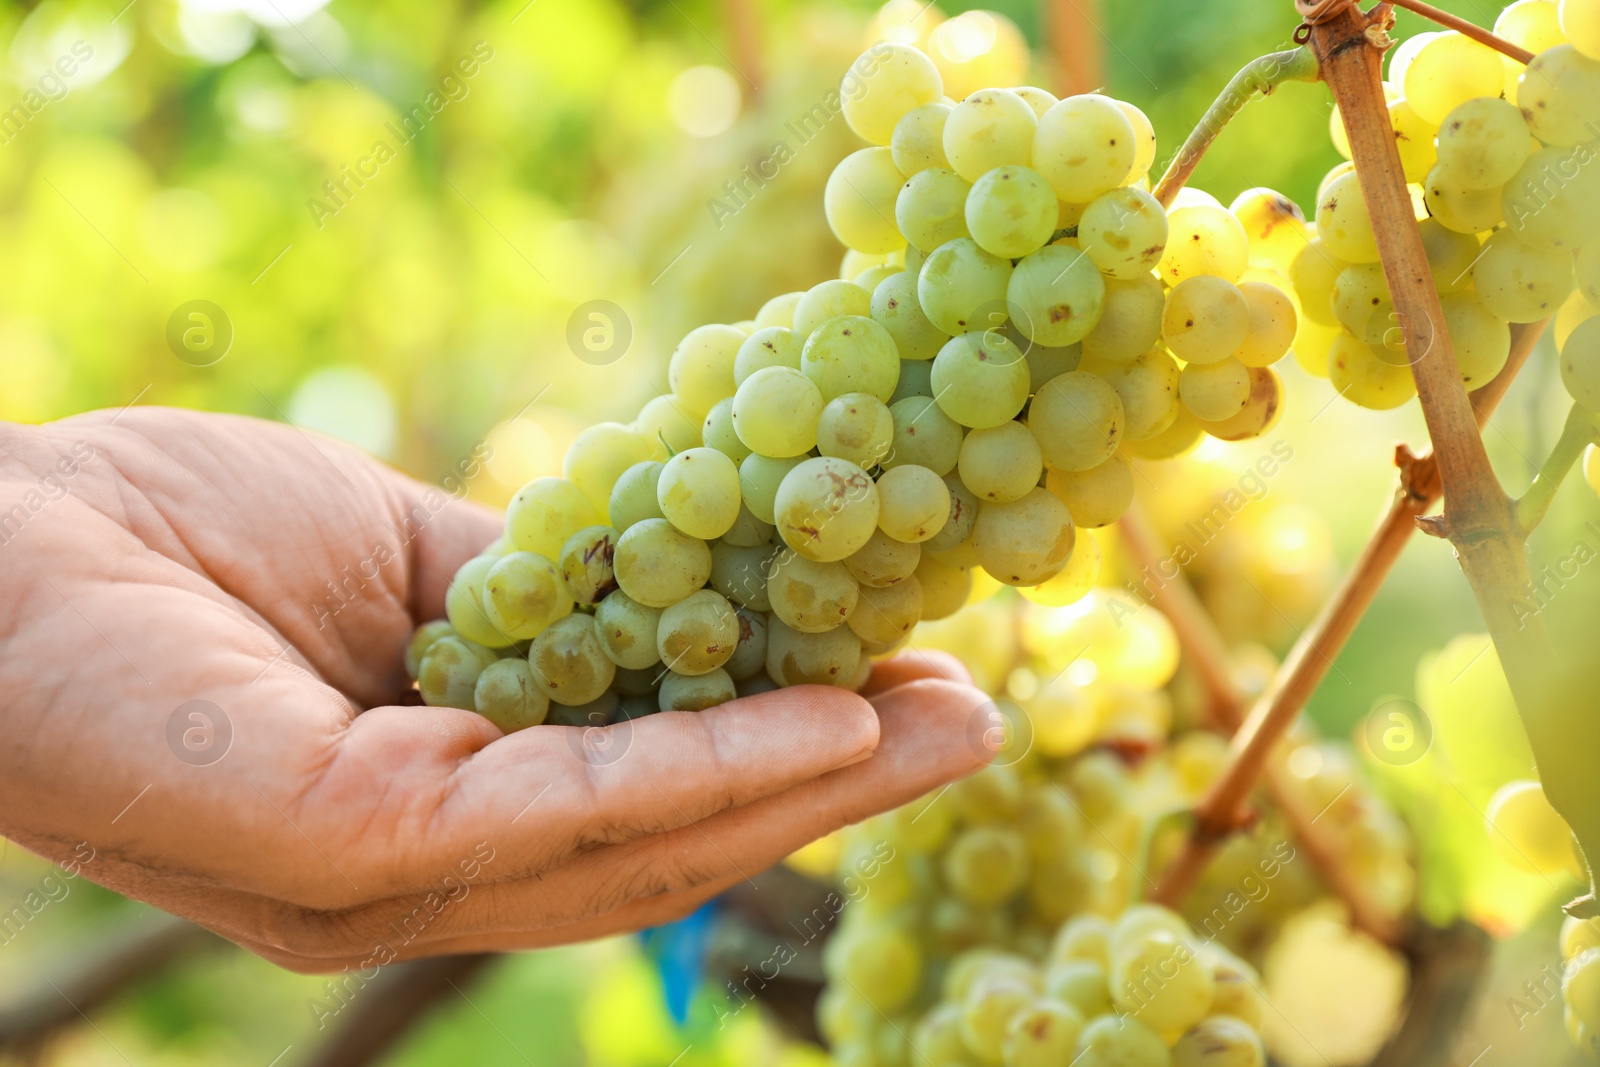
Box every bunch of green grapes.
[397,35,1310,728]
[1297,0,1600,415]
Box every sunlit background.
[3,0,1598,1062]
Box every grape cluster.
[401,34,1306,725]
[1294,0,1600,415]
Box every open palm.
[0,407,987,972]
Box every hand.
[0,408,990,972]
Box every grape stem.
[1150,47,1321,209]
[1047,0,1104,98]
[1514,403,1600,535]
[717,0,765,95]
[1385,0,1536,64]
[1136,318,1549,942]
[1308,0,1600,919]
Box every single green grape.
[1171,1015,1265,1067]
[528,613,617,707]
[1472,228,1575,323]
[931,332,1031,429]
[1331,262,1396,346]
[593,590,664,671]
[657,447,742,540]
[418,635,498,710]
[877,463,952,542]
[1158,203,1250,283]
[885,395,965,475]
[658,668,737,712]
[710,542,776,612]
[738,453,807,525]
[448,555,513,647]
[667,324,744,418]
[974,488,1076,586]
[897,167,973,253]
[765,617,863,687]
[774,456,882,563]
[840,42,943,145]
[965,165,1058,259]
[405,619,456,680]
[656,589,741,676]
[1079,187,1168,280]
[944,825,1030,908]
[1503,145,1600,252]
[846,576,924,646]
[943,87,1037,183]
[1044,960,1113,1019]
[608,461,667,533]
[699,397,751,465]
[1435,97,1530,190]
[1045,454,1134,528]
[916,553,974,620]
[801,315,902,403]
[1517,44,1600,146]
[1563,315,1600,410]
[754,291,803,331]
[872,270,949,361]
[768,551,861,633]
[473,658,550,733]
[818,393,896,468]
[793,279,872,341]
[918,236,1014,337]
[1329,331,1416,409]
[1404,31,1504,124]
[1425,164,1504,234]
[1075,1015,1171,1067]
[1033,94,1135,202]
[1008,244,1107,348]
[563,422,653,516]
[825,147,908,254]
[844,529,922,589]
[1290,237,1349,326]
[1234,281,1297,367]
[1316,171,1380,263]
[732,366,824,458]
[1440,291,1512,389]
[1083,274,1165,363]
[722,606,769,681]
[1002,999,1085,1067]
[1164,275,1250,364]
[1087,346,1181,442]
[1029,371,1124,471]
[959,422,1043,503]
[613,518,712,607]
[733,326,802,386]
[890,101,953,174]
[558,526,619,607]
[506,477,599,560]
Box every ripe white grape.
[1418,217,1482,294]
[844,529,922,588]
[1519,45,1600,146]
[731,366,824,460]
[1329,332,1417,410]
[1021,336,1083,390]
[1234,280,1297,367]
[1485,779,1580,877]
[1112,930,1216,1034]
[754,291,802,330]
[1332,262,1397,346]
[1435,97,1530,190]
[877,463,952,542]
[557,526,619,607]
[1171,1015,1266,1067]
[1498,0,1565,55]
[765,617,863,687]
[886,395,965,474]
[925,473,979,553]
[1472,229,1576,323]
[973,488,1076,585]
[658,668,737,712]
[1502,146,1600,252]
[593,590,665,670]
[847,577,925,645]
[816,393,895,469]
[825,147,909,254]
[419,635,498,710]
[943,88,1037,182]
[1090,345,1182,441]
[481,551,574,641]
[709,542,775,612]
[474,659,550,733]
[1079,187,1169,279]
[1439,291,1512,389]
[774,455,882,562]
[668,324,745,417]
[700,397,751,464]
[404,620,455,680]
[1403,31,1504,124]
[733,326,802,385]
[1013,85,1059,118]
[1566,0,1600,59]
[613,518,713,607]
[1201,366,1282,440]
[1424,164,1504,234]
[794,279,872,340]
[891,101,953,174]
[1033,94,1136,202]
[528,614,617,707]
[1316,171,1380,262]
[657,447,742,540]
[506,477,600,560]
[1045,453,1134,528]
[1389,98,1440,185]
[1083,274,1165,363]
[1044,960,1113,1018]
[801,315,902,403]
[1117,100,1158,181]
[919,236,1014,335]
[563,422,653,515]
[1180,358,1252,421]
[916,553,974,619]
[1163,275,1250,364]
[1007,244,1107,347]
[959,421,1043,503]
[656,589,741,675]
[931,331,1032,428]
[1562,317,1600,409]
[1158,203,1250,283]
[965,165,1058,258]
[1074,1014,1171,1067]
[737,453,805,526]
[872,270,949,360]
[1290,237,1349,326]
[897,167,973,252]
[1229,187,1309,273]
[633,394,702,454]
[841,43,944,145]
[1566,949,1600,1035]
[1030,370,1126,471]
